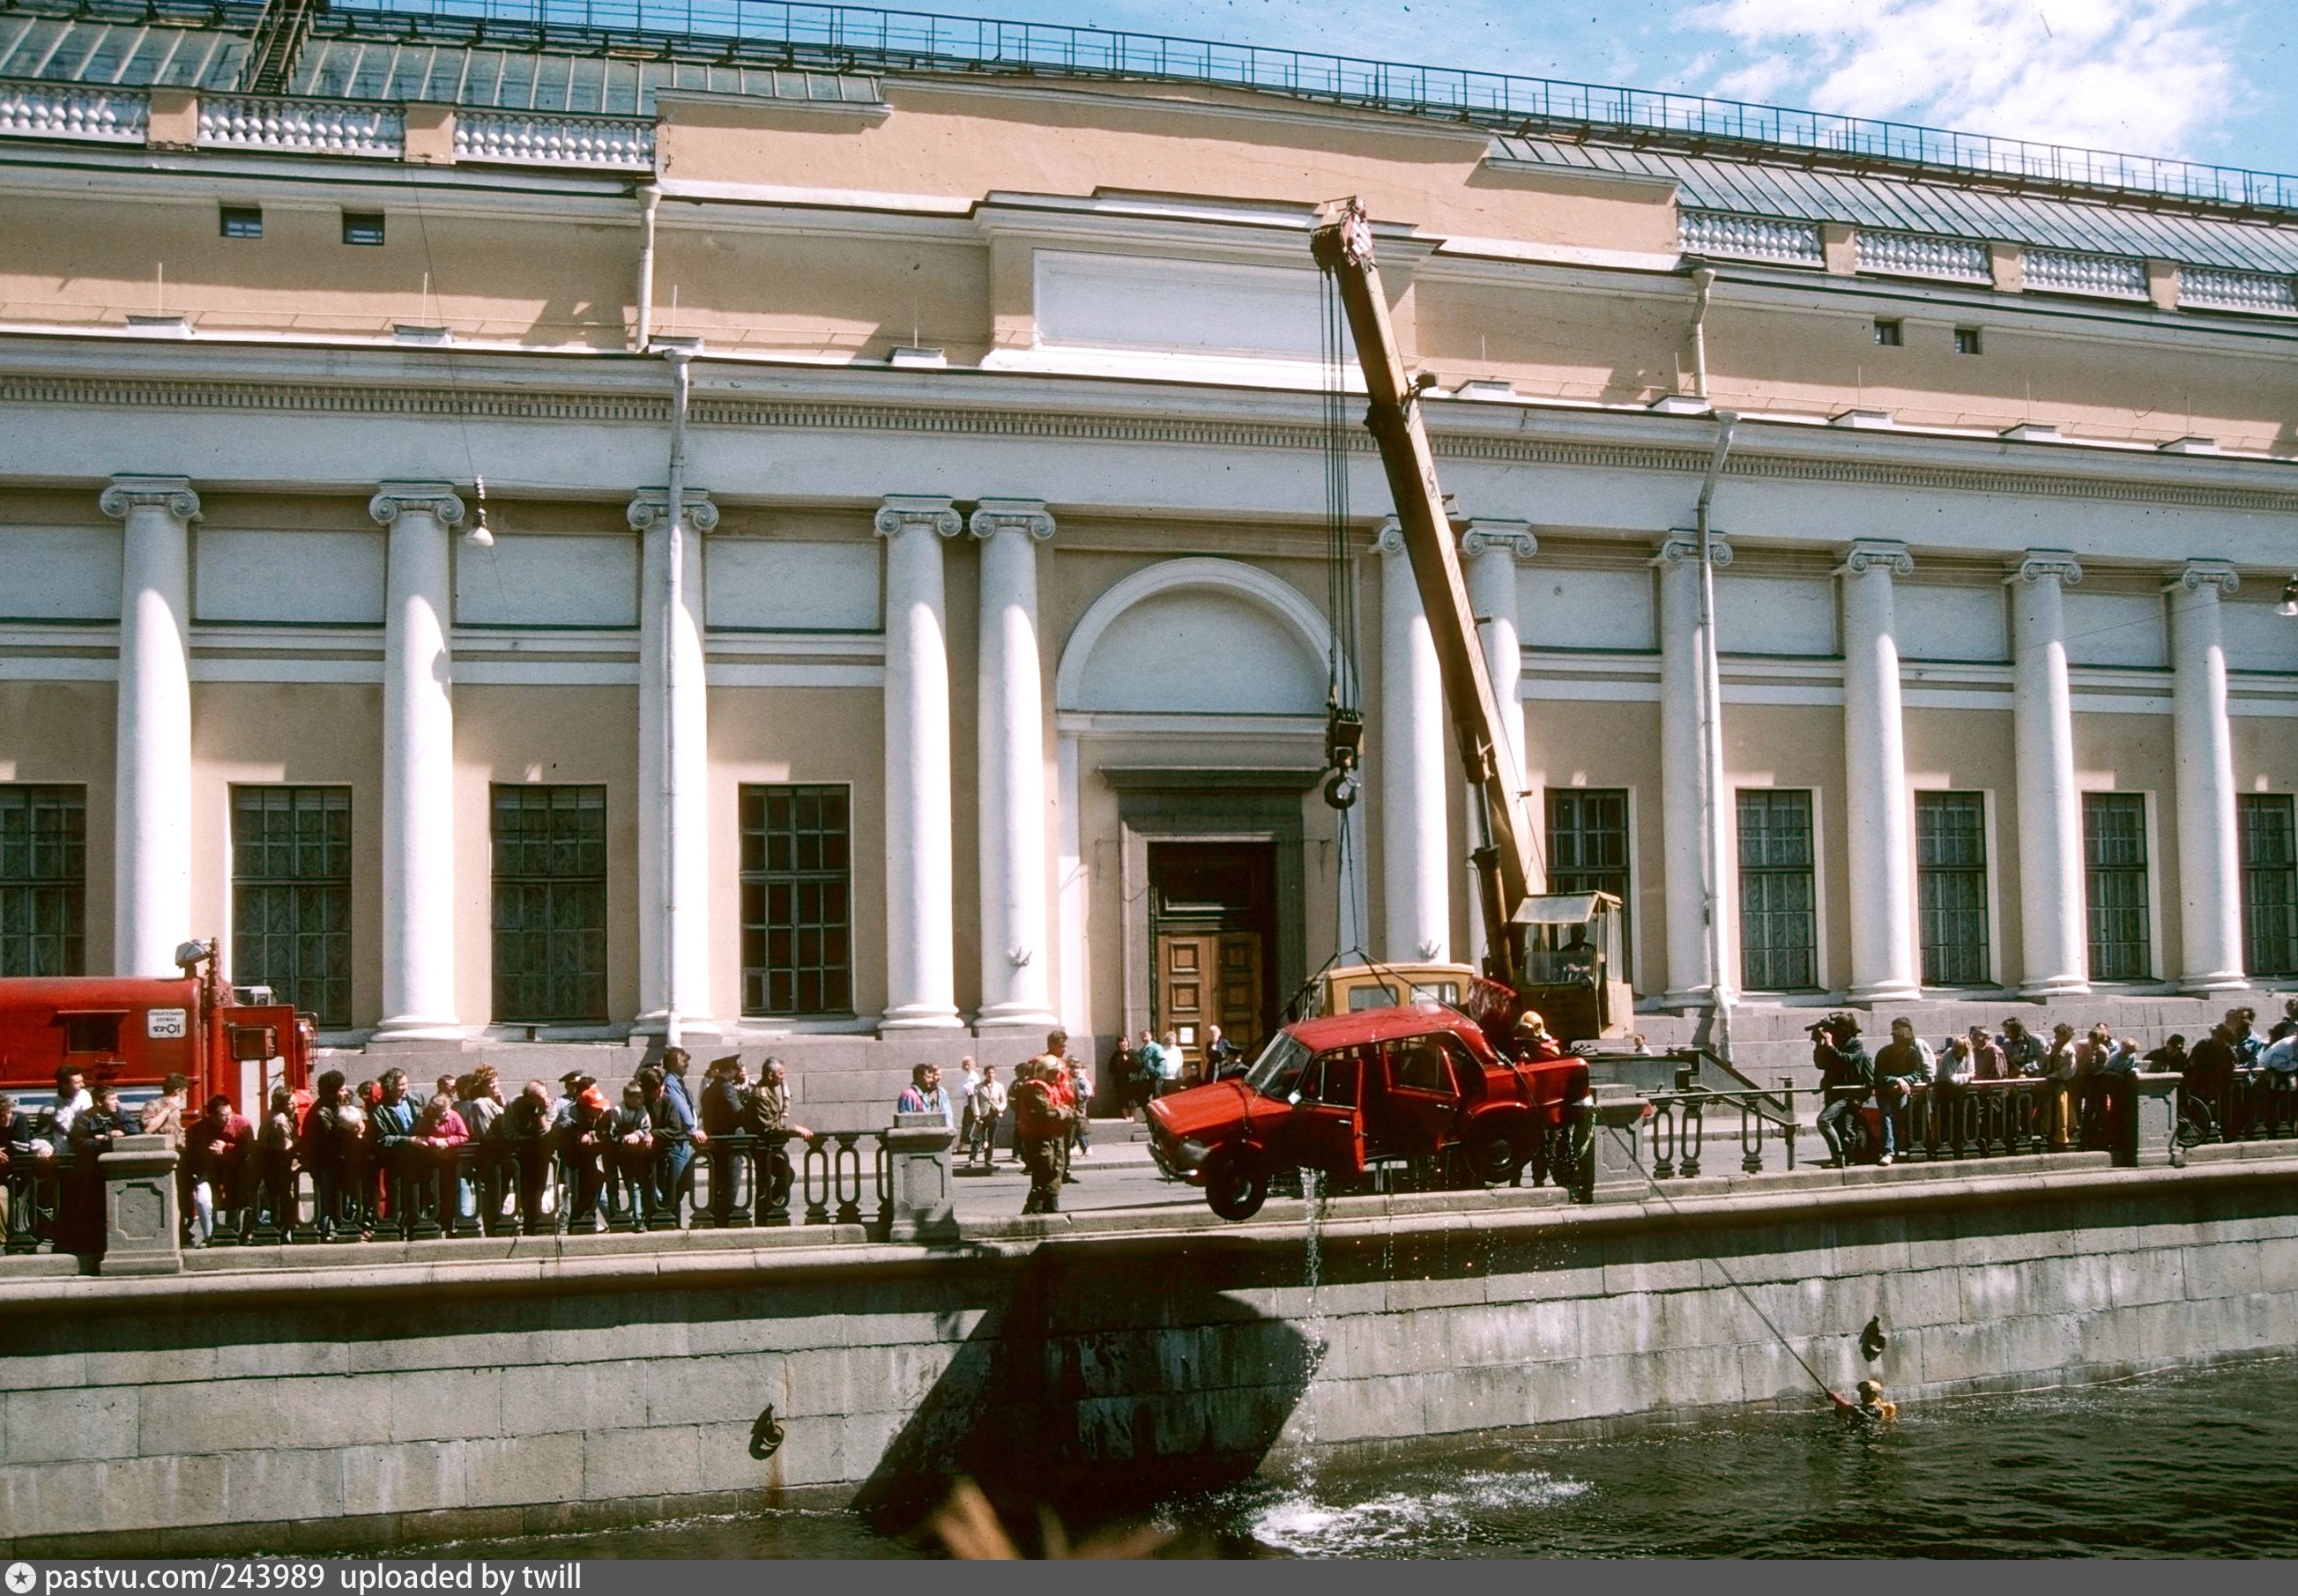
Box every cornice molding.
[10,375,2298,517]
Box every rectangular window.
[2082,792,2152,981]
[1872,318,1903,346]
[1915,791,1990,985]
[1953,326,1983,355]
[1737,790,1818,991]
[2239,793,2298,978]
[0,785,86,977]
[219,204,263,239]
[490,785,608,1025]
[230,786,353,1028]
[341,212,385,246]
[1547,787,1632,963]
[740,784,852,1017]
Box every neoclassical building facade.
[3,4,2296,1076]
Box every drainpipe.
[660,343,693,1050]
[1689,267,1717,399]
[634,183,661,353]
[1694,411,1738,1063]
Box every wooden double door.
[1149,841,1276,1073]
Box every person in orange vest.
[1010,1058,1074,1215]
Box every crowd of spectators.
[1811,998,2297,1166]
[0,1047,826,1249]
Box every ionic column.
[1461,520,1537,969]
[629,488,718,1034]
[874,496,963,1029]
[1839,539,1921,1000]
[1378,519,1448,963]
[1654,530,1734,1006]
[971,497,1058,1028]
[99,475,197,977]
[369,484,466,1038]
[2008,551,2089,997]
[2167,559,2246,992]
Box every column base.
[974,1003,1061,1031]
[2016,976,2092,999]
[1657,987,1731,1012]
[1847,979,1923,1004]
[881,1005,964,1031]
[369,1016,470,1043]
[2175,970,2251,995]
[628,1010,723,1041]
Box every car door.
[1282,1047,1366,1177]
[1372,1031,1468,1155]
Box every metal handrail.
[294,0,2298,216]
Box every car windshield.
[1241,1031,1313,1098]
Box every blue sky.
[838,0,2296,175]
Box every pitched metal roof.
[1494,135,2298,277]
[0,11,881,111]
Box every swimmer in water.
[1832,1378,1898,1422]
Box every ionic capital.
[2164,558,2239,596]
[968,497,1056,543]
[99,474,200,523]
[874,494,963,539]
[1459,519,1537,561]
[368,483,466,530]
[1837,538,1914,578]
[626,488,719,534]
[1651,529,1734,568]
[2006,549,2083,587]
[1374,517,1408,558]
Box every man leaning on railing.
[1872,1018,1932,1166]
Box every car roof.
[1284,1004,1488,1050]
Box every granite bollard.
[99,1132,182,1275]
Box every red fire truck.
[0,939,315,1118]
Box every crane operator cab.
[1514,892,1632,1043]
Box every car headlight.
[1174,1138,1211,1170]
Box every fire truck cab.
[0,941,315,1119]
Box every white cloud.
[1685,0,2243,157]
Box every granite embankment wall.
[3,1147,2295,1555]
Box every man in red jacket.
[1010,1060,1073,1216]
[188,1094,254,1246]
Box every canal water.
[437,1355,2298,1558]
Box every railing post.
[884,1112,957,1241]
[1778,1077,1796,1170]
[99,1133,182,1276]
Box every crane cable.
[1318,264,1369,961]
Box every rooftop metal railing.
[316,0,2298,214]
[12,0,2298,214]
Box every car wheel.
[1204,1152,1269,1221]
[1468,1126,1524,1186]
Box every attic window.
[1872,318,1903,346]
[219,204,263,240]
[1955,326,1983,355]
[342,212,386,247]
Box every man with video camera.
[1812,1012,1875,1169]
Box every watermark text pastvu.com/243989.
[8,1566,584,1594]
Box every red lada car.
[1146,1005,1593,1220]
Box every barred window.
[1547,787,1632,965]
[1915,791,1989,986]
[2083,793,2151,982]
[1738,790,1818,991]
[741,784,852,1017]
[2238,793,2297,978]
[231,786,353,1028]
[491,785,608,1025]
[0,785,86,977]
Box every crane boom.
[1312,198,1535,983]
